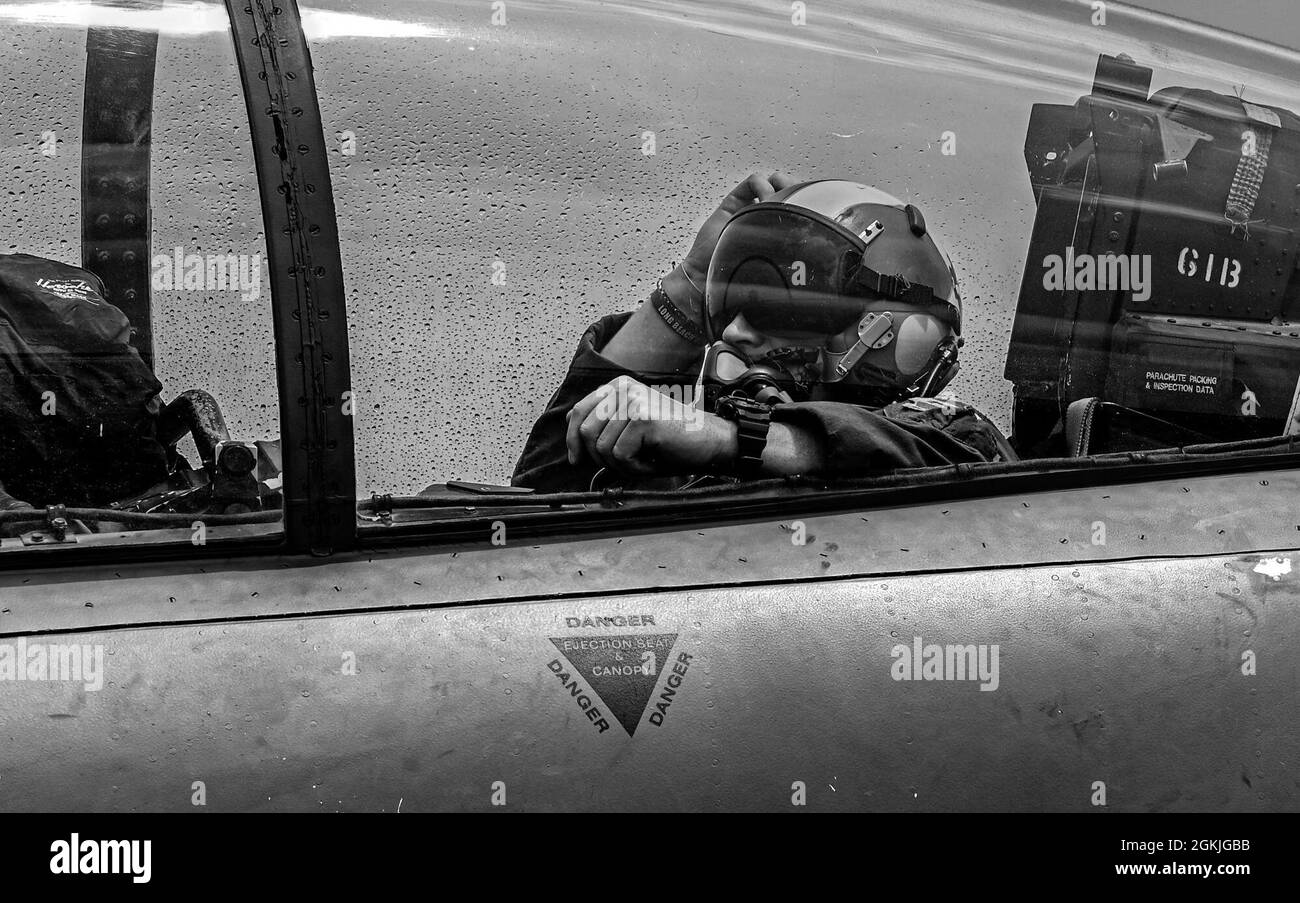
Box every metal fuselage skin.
[1,467,1295,812]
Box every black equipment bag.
[1004,54,1300,454]
[0,253,167,506]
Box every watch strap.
[718,397,772,477]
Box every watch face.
[717,397,747,418]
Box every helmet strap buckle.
[824,312,895,381]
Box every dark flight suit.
[512,312,1016,492]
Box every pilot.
[511,175,1015,491]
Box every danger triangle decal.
[549,634,679,736]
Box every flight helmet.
[704,180,963,401]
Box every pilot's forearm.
[760,422,826,476]
[600,271,704,374]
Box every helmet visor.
[705,204,869,340]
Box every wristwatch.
[714,395,773,478]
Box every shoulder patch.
[34,278,102,303]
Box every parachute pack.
[1005,54,1300,455]
[0,253,168,506]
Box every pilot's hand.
[566,376,737,477]
[661,171,798,327]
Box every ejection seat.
[1062,397,1217,457]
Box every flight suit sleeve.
[510,315,633,492]
[770,397,1015,478]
